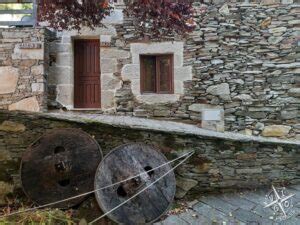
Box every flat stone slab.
[156,184,300,225]
[42,112,300,146]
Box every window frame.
[140,54,174,94]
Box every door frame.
[73,38,101,109]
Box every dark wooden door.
[74,39,101,108]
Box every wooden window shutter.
[140,55,157,93]
[140,54,174,94]
[157,55,174,94]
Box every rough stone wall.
[0,111,299,204]
[113,1,300,138]
[0,28,50,112]
[46,1,299,139]
[185,1,300,138]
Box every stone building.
[0,0,299,139]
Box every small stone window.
[140,54,174,94]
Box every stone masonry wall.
[113,1,300,139]
[0,110,299,205]
[46,1,299,139]
[0,28,50,112]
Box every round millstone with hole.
[94,143,176,225]
[21,128,102,208]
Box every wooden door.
[74,39,101,108]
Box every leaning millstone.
[262,125,291,137]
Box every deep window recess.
[140,54,174,94]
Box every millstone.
[94,143,176,225]
[21,128,102,208]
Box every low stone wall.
[0,110,299,204]
[0,28,51,112]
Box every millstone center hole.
[117,185,127,197]
[144,166,154,177]
[58,179,70,187]
[54,146,65,154]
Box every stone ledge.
[34,111,300,146]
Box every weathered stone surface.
[12,44,44,60]
[288,88,300,97]
[0,67,19,94]
[56,84,73,108]
[0,150,11,161]
[8,97,40,112]
[206,83,230,99]
[0,120,26,132]
[31,65,44,76]
[0,182,13,205]
[281,0,293,4]
[101,73,121,91]
[262,125,291,137]
[268,36,283,45]
[281,110,298,120]
[0,29,45,112]
[236,168,262,174]
[233,94,253,102]
[261,0,280,5]
[188,104,222,113]
[219,4,230,15]
[31,83,45,93]
[261,17,272,29]
[176,177,198,198]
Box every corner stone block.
[55,53,72,66]
[101,73,121,91]
[0,66,19,94]
[57,84,74,107]
[101,90,115,109]
[121,64,140,80]
[8,96,40,112]
[100,58,118,73]
[101,48,130,59]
